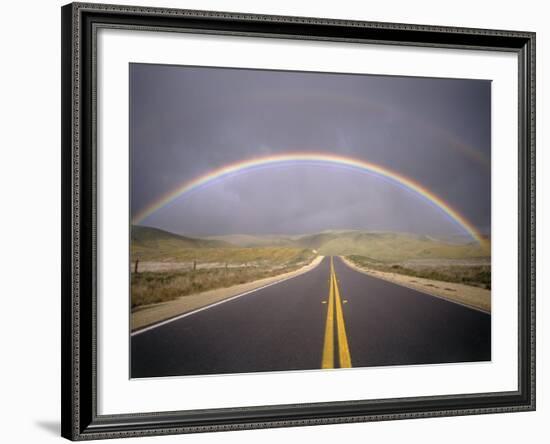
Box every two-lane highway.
[332,257,490,368]
[131,256,490,378]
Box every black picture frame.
[61,2,536,440]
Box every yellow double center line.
[321,257,352,369]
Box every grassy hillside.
[130,226,489,308]
[211,230,488,262]
[131,225,231,248]
[305,231,488,262]
[205,234,295,248]
[132,225,230,248]
[132,225,230,262]
[130,226,317,309]
[347,255,491,289]
[208,230,489,262]
[131,225,315,265]
[132,226,488,264]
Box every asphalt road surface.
[131,256,490,378]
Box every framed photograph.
[61,2,535,440]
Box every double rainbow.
[133,152,488,249]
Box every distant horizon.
[133,223,491,243]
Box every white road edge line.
[337,256,491,315]
[131,257,324,337]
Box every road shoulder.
[132,255,324,332]
[340,256,491,314]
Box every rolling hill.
[132,225,230,249]
[205,234,296,248]
[132,225,489,263]
[298,231,488,261]
[131,225,314,264]
[210,230,490,262]
[131,225,233,261]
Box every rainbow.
[133,152,488,249]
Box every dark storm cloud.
[130,63,491,238]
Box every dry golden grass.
[347,255,490,289]
[131,256,324,330]
[298,231,490,261]
[132,244,311,264]
[343,256,491,313]
[131,249,315,310]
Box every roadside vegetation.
[130,225,491,311]
[347,255,491,289]
[131,247,315,309]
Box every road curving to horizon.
[131,256,491,378]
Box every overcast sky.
[130,63,491,238]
